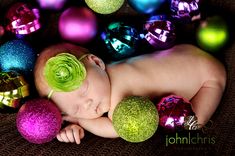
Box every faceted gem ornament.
[156,95,199,131]
[170,0,201,22]
[5,2,41,35]
[143,15,176,49]
[113,96,159,142]
[85,0,124,14]
[16,98,62,144]
[101,22,139,60]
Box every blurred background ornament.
[128,0,166,14]
[37,0,67,10]
[0,25,4,38]
[59,7,97,44]
[156,95,198,131]
[0,40,36,76]
[85,0,124,14]
[170,0,201,23]
[101,22,140,60]
[142,15,176,49]
[196,16,229,52]
[0,71,29,108]
[16,98,62,144]
[5,2,41,35]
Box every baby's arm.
[190,79,226,128]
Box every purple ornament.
[170,0,201,22]
[5,2,41,35]
[143,15,176,49]
[59,7,97,44]
[156,95,198,131]
[37,0,66,10]
[16,99,62,144]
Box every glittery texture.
[0,71,29,108]
[144,15,176,49]
[128,0,165,14]
[16,99,62,144]
[113,96,159,143]
[5,3,41,35]
[59,7,97,44]
[85,0,124,14]
[101,22,139,60]
[0,40,36,75]
[170,0,201,22]
[44,53,86,92]
[156,95,196,131]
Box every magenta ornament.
[16,99,62,144]
[59,7,97,44]
[37,0,67,10]
[156,95,198,131]
[5,2,41,35]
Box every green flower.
[44,53,86,92]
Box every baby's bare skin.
[34,43,226,144]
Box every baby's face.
[50,58,111,119]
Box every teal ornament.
[85,0,124,14]
[196,16,229,52]
[0,40,36,76]
[101,22,139,60]
[113,96,159,143]
[128,0,166,14]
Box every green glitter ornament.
[44,53,86,92]
[113,96,159,143]
[85,0,124,14]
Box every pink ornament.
[37,0,66,10]
[5,2,41,35]
[16,99,62,144]
[156,95,198,131]
[0,25,4,38]
[59,7,97,44]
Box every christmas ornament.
[5,2,41,35]
[113,96,159,143]
[143,15,176,49]
[101,22,139,60]
[85,0,124,14]
[16,98,62,144]
[44,53,87,92]
[170,0,201,22]
[0,25,4,38]
[128,0,166,14]
[0,71,29,108]
[37,0,66,10]
[156,95,198,131]
[59,7,97,44]
[196,16,229,52]
[0,40,36,75]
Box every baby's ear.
[86,54,105,70]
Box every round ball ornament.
[170,0,201,23]
[0,71,29,108]
[113,96,159,143]
[0,40,36,75]
[143,15,176,49]
[128,0,166,14]
[37,0,66,10]
[85,0,124,14]
[156,95,199,131]
[101,22,139,60]
[59,7,97,44]
[196,16,229,52]
[5,2,41,35]
[16,98,62,144]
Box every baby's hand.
[56,124,85,144]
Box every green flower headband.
[44,53,88,98]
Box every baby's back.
[115,44,226,100]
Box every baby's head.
[34,43,111,119]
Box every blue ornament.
[128,0,166,14]
[0,40,36,76]
[101,22,139,60]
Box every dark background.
[0,0,235,155]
